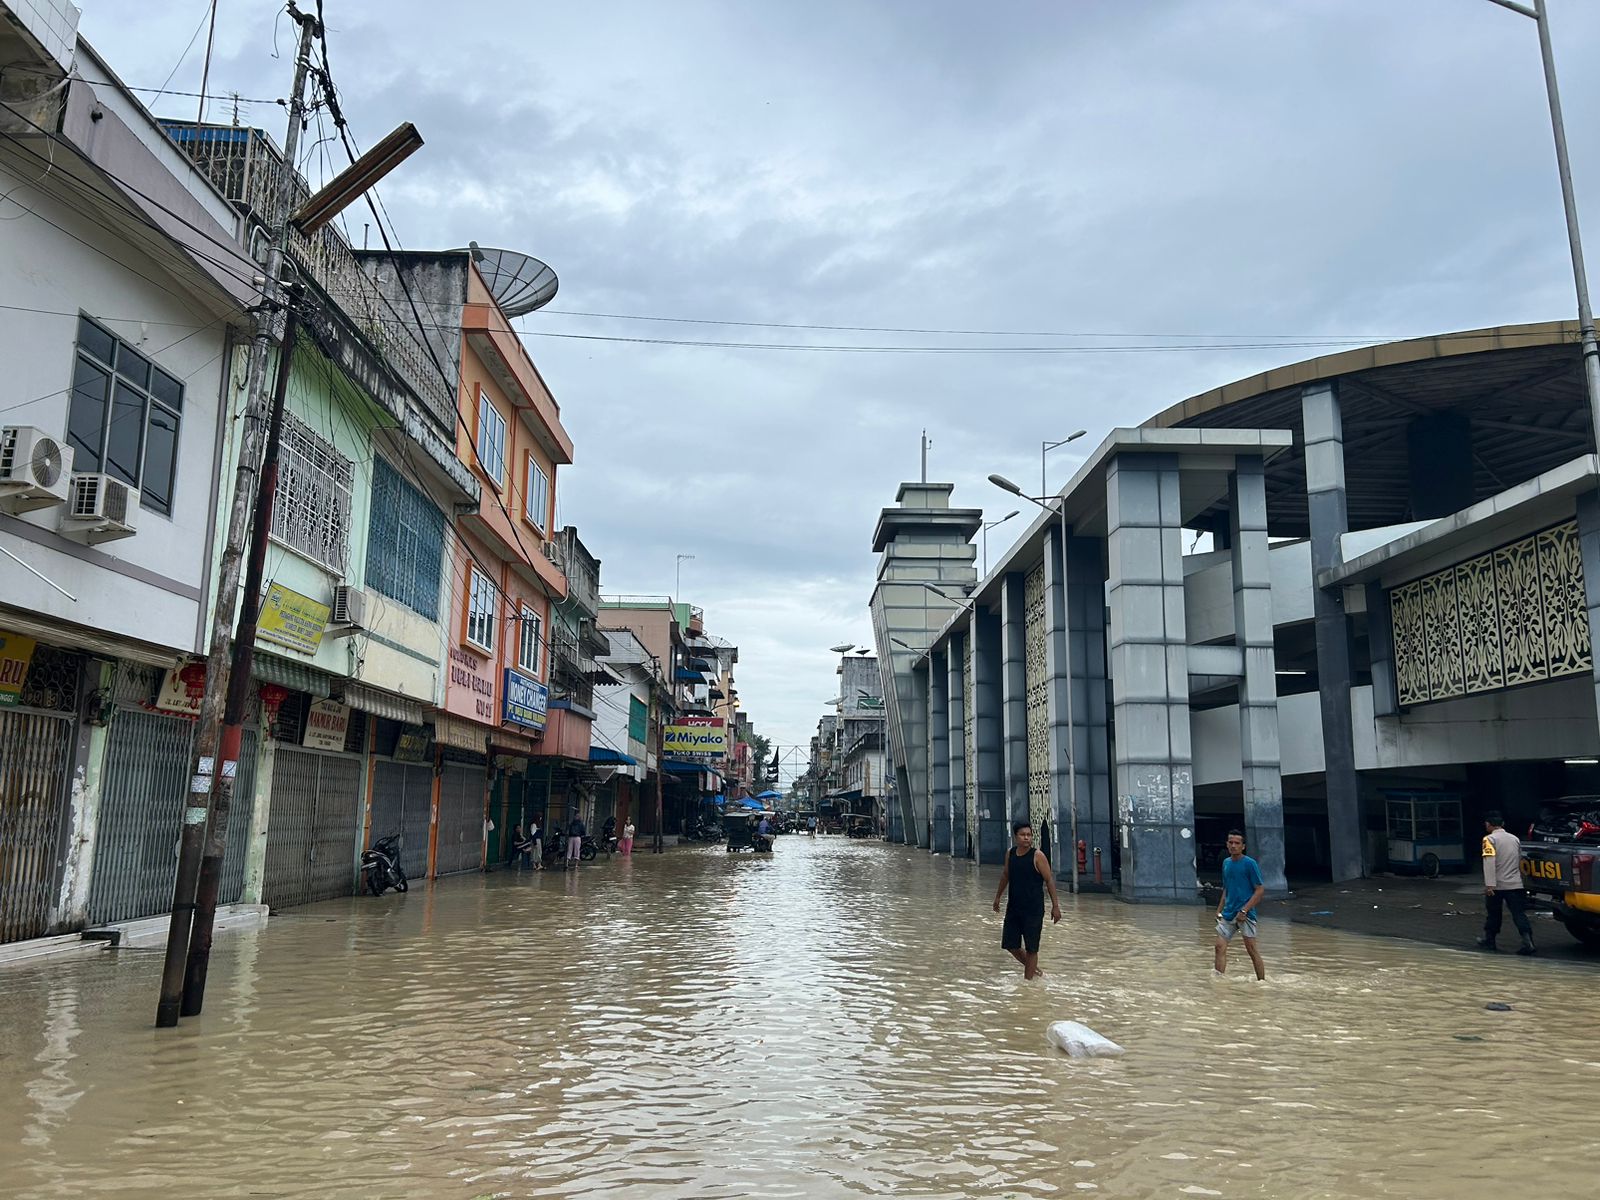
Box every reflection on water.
[1,838,1597,1198]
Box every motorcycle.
[543,832,599,865]
[362,834,408,896]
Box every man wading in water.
[992,820,1062,979]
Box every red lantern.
[259,683,289,728]
[178,661,208,701]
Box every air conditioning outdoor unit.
[0,425,73,513]
[58,472,138,543]
[329,583,369,633]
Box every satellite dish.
[453,247,559,316]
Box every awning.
[336,681,426,724]
[432,712,491,753]
[661,760,706,775]
[675,668,706,682]
[491,727,540,756]
[255,653,333,698]
[590,746,638,766]
[687,658,714,673]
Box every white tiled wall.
[6,0,81,71]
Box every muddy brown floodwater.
[1,837,1597,1198]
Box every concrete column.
[1230,458,1287,895]
[241,734,278,905]
[1303,381,1364,882]
[947,630,969,859]
[972,604,1007,864]
[1000,572,1029,830]
[1366,582,1399,719]
[929,649,951,854]
[56,657,114,930]
[1575,491,1600,730]
[1045,522,1115,889]
[1106,452,1198,903]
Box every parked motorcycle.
[543,832,599,864]
[362,834,408,896]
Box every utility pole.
[155,3,320,1028]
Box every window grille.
[66,315,185,514]
[271,410,353,573]
[466,567,496,651]
[366,458,445,620]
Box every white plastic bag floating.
[1046,1020,1124,1059]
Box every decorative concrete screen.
[1024,562,1050,836]
[1390,519,1590,706]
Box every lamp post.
[983,510,1019,574]
[1042,430,1088,499]
[674,553,695,606]
[989,471,1079,895]
[1485,0,1600,446]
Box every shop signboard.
[302,698,351,751]
[0,629,37,707]
[503,668,549,732]
[258,583,331,655]
[663,715,728,758]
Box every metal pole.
[155,4,318,1028]
[1532,0,1600,447]
[1059,498,1080,895]
[194,0,219,129]
[1041,441,1047,501]
[182,299,298,1017]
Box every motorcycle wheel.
[366,870,385,897]
[581,845,597,862]
[393,868,409,894]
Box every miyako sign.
[663,715,728,758]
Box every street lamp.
[989,471,1080,895]
[674,553,695,605]
[1484,0,1600,447]
[1042,430,1088,498]
[983,510,1019,574]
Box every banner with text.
[663,715,728,758]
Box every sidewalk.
[1257,874,1594,959]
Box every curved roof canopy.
[1141,321,1588,536]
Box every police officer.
[1476,811,1534,955]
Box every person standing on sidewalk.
[1477,811,1535,955]
[1214,830,1266,980]
[621,819,635,856]
[528,817,543,871]
[991,820,1062,980]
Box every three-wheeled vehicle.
[845,814,874,840]
[724,811,774,853]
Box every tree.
[744,732,771,786]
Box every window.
[66,315,185,514]
[466,565,496,652]
[518,605,542,674]
[526,456,550,533]
[270,411,354,573]
[366,458,445,619]
[476,388,507,486]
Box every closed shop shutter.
[435,760,484,876]
[0,709,77,944]
[368,760,433,881]
[261,748,363,910]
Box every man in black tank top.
[991,820,1062,979]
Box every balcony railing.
[161,123,455,432]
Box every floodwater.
[1,839,1597,1199]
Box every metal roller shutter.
[261,748,364,910]
[0,709,76,944]
[434,761,483,876]
[368,760,433,881]
[88,707,195,924]
[307,755,363,902]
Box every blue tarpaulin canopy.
[589,746,638,765]
[738,799,765,810]
[755,789,781,800]
[711,794,726,807]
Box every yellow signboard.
[257,583,331,655]
[0,629,37,707]
[663,716,729,757]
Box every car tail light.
[1578,820,1600,840]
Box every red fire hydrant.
[1076,839,1087,876]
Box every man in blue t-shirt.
[1214,829,1266,979]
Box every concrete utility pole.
[155,3,320,1028]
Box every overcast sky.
[81,0,1600,763]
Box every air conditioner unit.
[329,584,369,633]
[58,472,138,543]
[0,426,73,513]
